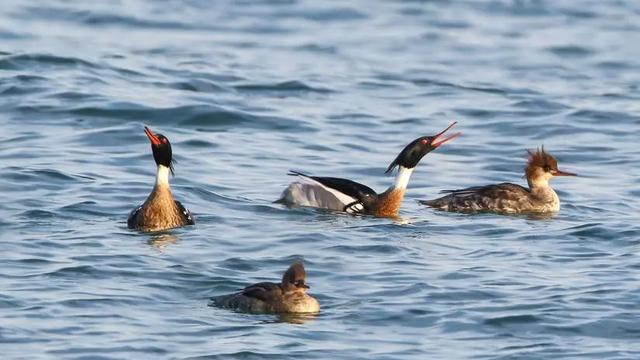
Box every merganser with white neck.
[420,146,577,214]
[277,122,460,218]
[127,126,194,232]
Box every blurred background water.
[1,0,640,359]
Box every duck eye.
[420,138,429,145]
[543,165,551,172]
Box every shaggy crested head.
[524,146,576,187]
[281,261,309,292]
[526,146,557,175]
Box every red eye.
[162,138,167,143]
[421,139,429,145]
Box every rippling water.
[1,0,640,359]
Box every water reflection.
[524,212,557,220]
[260,312,319,325]
[208,301,319,324]
[147,233,179,251]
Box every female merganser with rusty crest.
[420,147,576,214]
[210,261,320,314]
[127,126,194,232]
[277,122,460,218]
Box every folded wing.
[421,182,532,213]
[242,282,283,301]
[278,171,377,213]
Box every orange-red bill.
[432,121,461,147]
[144,126,161,146]
[554,169,577,176]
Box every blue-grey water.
[1,1,640,359]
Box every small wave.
[512,99,570,111]
[569,109,639,123]
[45,103,315,132]
[21,5,202,31]
[162,79,227,93]
[547,45,594,58]
[2,75,70,98]
[5,167,92,185]
[278,7,367,22]
[410,76,537,96]
[485,314,541,326]
[234,80,332,94]
[326,244,401,255]
[0,53,99,71]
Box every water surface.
[1,1,640,359]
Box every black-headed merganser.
[420,146,576,214]
[277,122,460,218]
[210,261,320,314]
[127,126,194,232]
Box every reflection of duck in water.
[128,126,194,232]
[421,147,576,214]
[278,122,459,218]
[272,312,318,324]
[210,262,320,314]
[147,234,178,250]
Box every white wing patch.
[280,175,357,211]
[344,202,364,214]
[131,205,142,216]
[183,209,193,223]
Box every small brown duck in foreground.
[420,147,576,214]
[127,126,194,232]
[210,262,320,314]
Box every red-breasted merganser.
[420,147,576,214]
[277,122,460,218]
[210,262,320,314]
[127,126,194,232]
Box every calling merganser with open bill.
[277,122,460,218]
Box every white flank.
[280,175,357,211]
